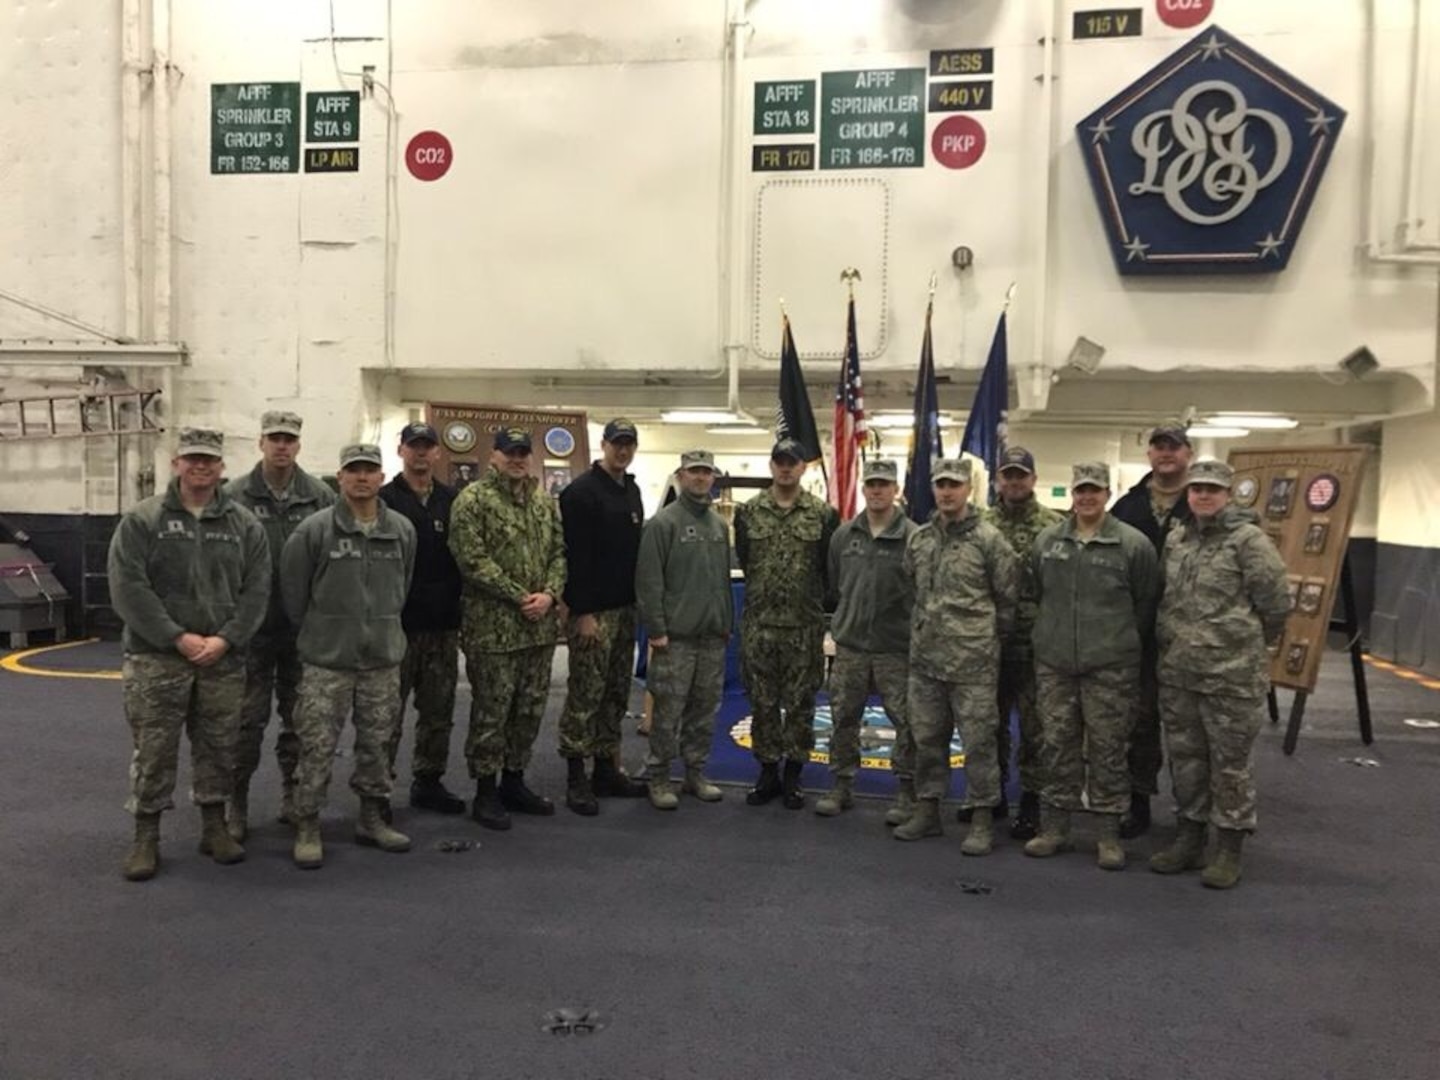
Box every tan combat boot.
[1150,818,1208,874]
[1095,813,1127,871]
[226,782,249,843]
[885,779,916,827]
[1201,828,1245,889]
[198,803,246,865]
[293,815,324,869]
[648,779,679,811]
[1023,805,1074,857]
[682,768,723,802]
[356,797,411,853]
[960,806,994,856]
[815,777,854,817]
[893,797,942,841]
[122,813,161,882]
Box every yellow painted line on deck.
[1361,654,1440,693]
[0,638,121,680]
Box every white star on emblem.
[1198,33,1226,61]
[1123,236,1151,262]
[1307,111,1335,136]
[1088,117,1115,143]
[1256,233,1284,259]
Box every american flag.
[830,295,866,519]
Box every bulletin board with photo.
[1226,445,1371,693]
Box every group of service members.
[108,413,1288,891]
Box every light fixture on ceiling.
[660,409,747,424]
[705,425,770,436]
[869,413,950,430]
[1186,424,1250,438]
[1208,413,1298,429]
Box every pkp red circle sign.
[406,130,453,181]
[931,116,986,170]
[1155,0,1213,29]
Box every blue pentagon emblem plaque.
[1077,27,1345,275]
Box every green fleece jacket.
[635,491,734,641]
[224,461,336,633]
[279,500,416,669]
[827,508,917,654]
[107,479,271,654]
[1031,513,1159,674]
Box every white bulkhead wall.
[1,0,1436,522]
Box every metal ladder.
[0,387,164,441]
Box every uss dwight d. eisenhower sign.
[1078,27,1345,274]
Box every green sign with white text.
[211,82,300,174]
[306,91,360,143]
[820,68,925,169]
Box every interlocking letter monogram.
[1128,80,1292,225]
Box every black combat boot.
[500,769,555,816]
[1010,790,1041,840]
[471,775,511,831]
[745,761,782,806]
[781,758,805,810]
[1120,793,1152,839]
[564,757,599,816]
[410,774,467,815]
[592,755,647,798]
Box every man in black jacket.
[556,418,649,813]
[378,421,467,814]
[1109,420,1194,837]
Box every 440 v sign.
[1077,26,1345,274]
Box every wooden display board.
[424,404,590,493]
[1226,445,1371,693]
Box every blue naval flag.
[961,312,1009,505]
[904,299,943,523]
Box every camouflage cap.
[494,427,533,452]
[260,410,303,437]
[176,427,224,458]
[339,443,383,468]
[679,448,717,471]
[863,458,898,483]
[602,418,639,443]
[1072,461,1111,489]
[998,446,1036,474]
[1149,420,1191,447]
[1186,458,1234,488]
[932,458,972,483]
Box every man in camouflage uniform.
[820,459,917,821]
[1111,420,1195,837]
[1153,459,1289,889]
[108,427,271,881]
[556,418,648,815]
[223,410,335,841]
[734,437,839,810]
[379,421,467,816]
[282,444,416,868]
[634,449,733,810]
[1024,463,1158,871]
[895,458,1018,856]
[448,427,567,831]
[979,446,1062,839]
